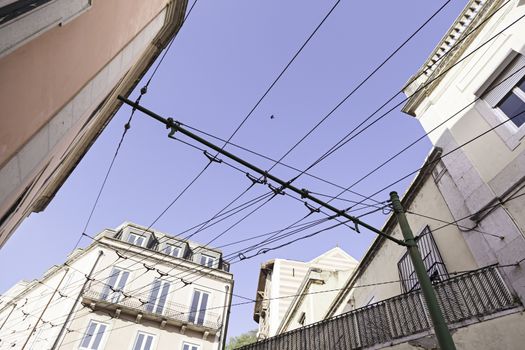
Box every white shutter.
[484,54,525,107]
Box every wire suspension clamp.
[203,150,223,163]
[304,201,320,214]
[246,172,266,185]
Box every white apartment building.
[0,222,234,350]
[253,247,357,339]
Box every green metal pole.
[389,191,456,350]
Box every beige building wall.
[0,222,233,350]
[402,0,525,303]
[0,0,187,248]
[253,247,357,339]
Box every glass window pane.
[197,293,209,325]
[518,77,525,92]
[91,324,106,349]
[189,291,200,323]
[133,333,144,350]
[155,282,170,314]
[81,322,97,348]
[183,345,190,350]
[127,234,136,243]
[498,92,525,127]
[143,335,153,350]
[147,280,161,313]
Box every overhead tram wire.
[71,0,200,251]
[59,0,504,308]
[62,19,524,308]
[101,0,344,265]
[167,0,455,256]
[7,260,524,347]
[168,0,512,256]
[117,89,525,291]
[271,2,523,214]
[299,0,516,176]
[7,188,524,341]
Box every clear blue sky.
[0,0,469,339]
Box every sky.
[0,0,470,340]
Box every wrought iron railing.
[82,281,222,329]
[240,265,520,350]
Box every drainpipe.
[21,268,69,349]
[0,303,17,332]
[51,250,104,350]
[219,281,234,350]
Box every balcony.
[239,265,521,350]
[82,281,222,335]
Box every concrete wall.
[0,0,187,249]
[386,311,525,350]
[406,0,525,302]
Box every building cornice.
[402,0,503,116]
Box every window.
[188,290,209,325]
[182,342,199,350]
[146,279,170,315]
[199,254,215,268]
[131,332,154,350]
[397,226,448,292]
[163,244,181,258]
[482,53,525,129]
[496,77,525,128]
[127,233,146,247]
[101,267,129,303]
[80,320,106,350]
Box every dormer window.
[127,233,146,247]
[200,254,215,268]
[163,244,181,258]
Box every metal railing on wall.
[240,265,519,350]
[82,281,222,329]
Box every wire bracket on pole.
[268,183,285,195]
[304,201,320,214]
[300,188,310,199]
[166,117,181,138]
[246,172,266,185]
[203,150,223,163]
[354,221,360,233]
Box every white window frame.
[79,320,108,350]
[188,289,210,326]
[102,267,130,303]
[181,341,200,350]
[130,331,155,350]
[163,244,181,258]
[127,232,146,247]
[199,254,215,268]
[476,51,525,150]
[146,279,171,315]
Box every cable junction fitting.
[246,172,266,185]
[300,188,310,199]
[166,117,181,138]
[304,201,320,214]
[203,150,223,163]
[268,183,285,195]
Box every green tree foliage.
[226,330,257,350]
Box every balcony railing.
[240,265,520,350]
[82,282,222,330]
